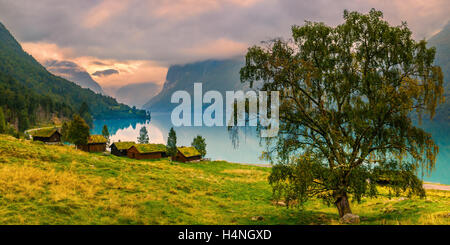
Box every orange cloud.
[83,0,132,28]
[152,0,261,20]
[22,42,75,61]
[22,41,167,89]
[80,58,168,88]
[182,38,247,60]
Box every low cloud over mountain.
[44,59,104,94]
[92,69,119,77]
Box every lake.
[92,113,268,165]
[92,114,450,185]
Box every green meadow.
[0,135,448,225]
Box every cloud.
[83,0,132,28]
[2,0,449,71]
[92,69,119,77]
[21,41,168,89]
[182,38,247,60]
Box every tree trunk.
[334,193,352,218]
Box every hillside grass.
[0,135,448,225]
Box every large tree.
[239,9,444,217]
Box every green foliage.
[67,114,90,146]
[0,22,148,121]
[167,127,177,158]
[0,134,448,225]
[79,102,93,127]
[0,107,5,133]
[191,135,207,157]
[60,122,69,143]
[18,109,29,132]
[240,9,444,217]
[0,71,72,132]
[137,126,149,144]
[102,124,110,146]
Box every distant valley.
[143,58,258,112]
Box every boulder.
[340,213,360,224]
[251,216,264,221]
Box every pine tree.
[167,127,177,160]
[0,107,6,134]
[191,135,206,157]
[102,124,110,146]
[18,109,29,132]
[137,126,149,144]
[60,121,69,142]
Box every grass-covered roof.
[88,135,108,144]
[133,144,167,154]
[29,128,59,138]
[112,141,135,150]
[178,147,201,158]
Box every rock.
[440,213,450,218]
[274,201,286,207]
[251,216,264,221]
[360,216,369,221]
[340,213,360,224]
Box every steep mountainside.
[143,58,256,112]
[115,82,160,108]
[44,60,104,94]
[428,22,450,121]
[0,22,146,120]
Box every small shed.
[127,144,167,160]
[78,135,107,152]
[30,128,61,143]
[110,141,135,156]
[173,146,202,162]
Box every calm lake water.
[92,114,450,185]
[92,113,267,165]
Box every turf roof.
[112,141,135,150]
[29,128,59,138]
[88,135,108,144]
[178,147,201,158]
[133,144,167,154]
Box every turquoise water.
[92,115,450,184]
[92,113,267,164]
[418,122,450,185]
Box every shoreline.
[228,161,450,191]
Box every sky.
[0,0,449,90]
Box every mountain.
[114,82,160,108]
[0,21,147,124]
[143,58,256,112]
[428,22,450,121]
[44,60,104,94]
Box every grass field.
[0,134,448,225]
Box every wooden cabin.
[78,135,107,152]
[173,146,202,162]
[30,128,61,143]
[127,144,167,160]
[110,141,135,156]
